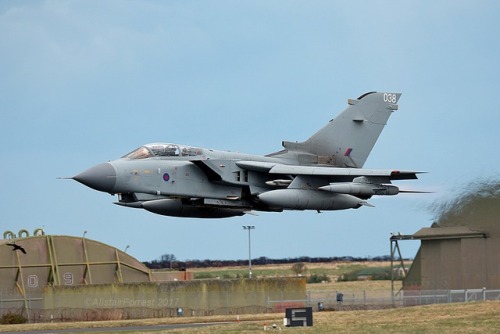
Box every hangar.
[0,230,305,321]
[400,186,500,290]
[0,230,154,311]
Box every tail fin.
[272,92,401,168]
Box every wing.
[236,161,422,181]
[236,161,424,199]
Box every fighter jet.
[73,92,423,218]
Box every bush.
[307,273,331,284]
[336,267,392,282]
[371,271,390,280]
[194,273,216,279]
[1,313,27,324]
[291,262,307,276]
[336,272,359,282]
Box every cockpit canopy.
[123,143,203,160]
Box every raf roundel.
[163,173,170,182]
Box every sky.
[1,1,500,262]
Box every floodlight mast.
[243,226,255,278]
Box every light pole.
[243,225,255,278]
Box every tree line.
[143,254,394,270]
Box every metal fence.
[306,289,394,310]
[395,289,500,307]
[268,288,500,311]
[3,287,500,322]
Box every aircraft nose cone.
[73,163,116,193]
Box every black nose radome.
[73,163,116,193]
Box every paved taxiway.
[0,321,233,334]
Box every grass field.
[191,261,405,292]
[189,261,404,279]
[2,301,499,333]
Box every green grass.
[191,262,402,280]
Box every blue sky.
[1,1,499,262]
